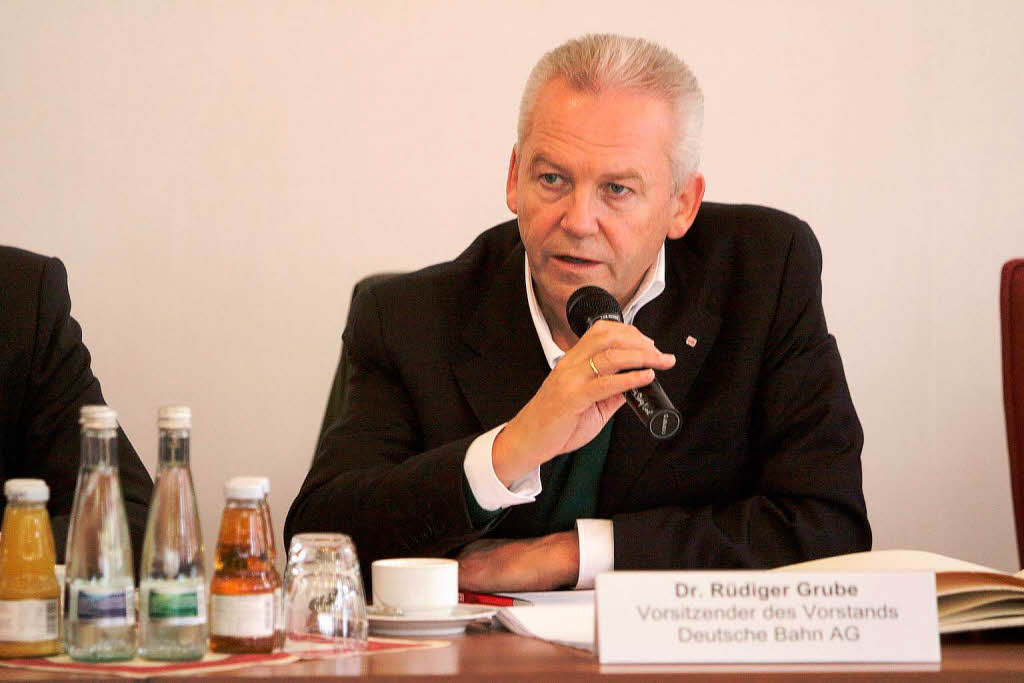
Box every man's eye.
[540,173,562,186]
[607,183,631,196]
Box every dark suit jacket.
[0,246,153,566]
[285,203,871,580]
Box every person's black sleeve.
[22,256,153,568]
[285,284,498,578]
[613,221,871,569]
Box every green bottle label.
[149,590,199,619]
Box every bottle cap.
[158,405,192,430]
[79,405,117,429]
[229,475,269,496]
[224,476,265,501]
[4,478,50,503]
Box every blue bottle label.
[73,587,135,626]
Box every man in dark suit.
[0,246,154,565]
[286,34,870,590]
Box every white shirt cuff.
[463,423,542,511]
[575,518,614,589]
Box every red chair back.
[1002,259,1024,568]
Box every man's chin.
[537,275,609,317]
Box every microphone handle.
[623,379,681,439]
[581,314,681,438]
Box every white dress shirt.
[462,245,667,588]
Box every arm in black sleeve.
[614,221,870,569]
[22,257,153,567]
[285,284,500,575]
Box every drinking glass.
[284,533,367,648]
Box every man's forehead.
[522,81,674,180]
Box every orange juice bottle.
[0,479,60,658]
[208,478,278,653]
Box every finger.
[574,330,668,371]
[595,393,627,419]
[591,347,675,375]
[583,368,656,403]
[576,319,657,352]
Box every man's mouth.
[555,255,599,266]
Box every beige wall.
[3,1,1022,571]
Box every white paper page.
[496,604,595,652]
[939,591,1024,618]
[775,549,1004,575]
[940,615,1024,634]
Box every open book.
[493,550,1024,649]
[776,549,1024,634]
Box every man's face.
[507,77,704,330]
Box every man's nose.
[559,188,599,237]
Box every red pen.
[458,590,533,607]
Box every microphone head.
[566,286,623,338]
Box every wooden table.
[4,628,1024,680]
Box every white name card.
[595,571,939,664]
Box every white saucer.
[367,604,496,636]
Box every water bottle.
[138,406,207,660]
[64,405,135,661]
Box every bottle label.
[73,587,135,627]
[210,593,274,638]
[0,599,59,641]
[144,584,206,626]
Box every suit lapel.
[453,235,724,511]
[453,245,551,431]
[599,239,723,510]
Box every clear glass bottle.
[138,406,207,661]
[208,478,277,653]
[0,479,61,658]
[64,405,135,661]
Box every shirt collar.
[524,244,667,369]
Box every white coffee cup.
[371,557,458,617]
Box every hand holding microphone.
[566,286,682,439]
[491,284,679,487]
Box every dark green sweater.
[465,419,614,533]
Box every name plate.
[595,571,939,664]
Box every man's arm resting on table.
[462,424,613,589]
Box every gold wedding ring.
[589,357,601,377]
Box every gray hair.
[517,34,704,186]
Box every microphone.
[566,285,681,439]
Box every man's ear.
[667,172,706,240]
[506,145,520,215]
